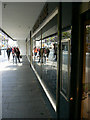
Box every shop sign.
[33,4,48,33]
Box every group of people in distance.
[34,46,50,63]
[33,43,57,63]
[6,47,21,64]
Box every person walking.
[13,47,17,64]
[16,47,20,63]
[6,47,11,61]
[12,47,15,64]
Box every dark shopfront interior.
[26,2,90,119]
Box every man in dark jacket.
[6,47,11,61]
[16,47,20,63]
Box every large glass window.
[31,14,58,101]
[34,40,42,77]
[41,35,58,100]
[32,38,36,66]
[32,35,42,78]
[27,40,30,61]
[32,35,58,100]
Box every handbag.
[20,55,22,58]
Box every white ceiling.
[2,2,45,40]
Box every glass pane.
[61,42,69,95]
[32,38,42,78]
[60,29,71,98]
[34,40,42,77]
[27,41,30,61]
[41,35,58,100]
[32,35,58,101]
[32,38,36,66]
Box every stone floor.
[1,54,56,118]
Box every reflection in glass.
[32,38,42,77]
[61,29,71,98]
[27,40,30,61]
[61,42,69,95]
[41,36,58,100]
[32,35,58,100]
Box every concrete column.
[56,2,62,119]
[17,40,26,55]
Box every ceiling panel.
[2,2,45,40]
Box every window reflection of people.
[46,48,50,61]
[38,47,50,63]
[40,48,44,63]
[34,46,38,56]
[53,44,57,61]
[38,48,41,63]
[38,48,44,63]
[43,48,47,62]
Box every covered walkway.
[1,54,56,118]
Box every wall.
[0,1,2,28]
[0,1,2,119]
[0,1,2,54]
[17,40,26,55]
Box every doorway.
[81,20,90,120]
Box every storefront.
[26,2,90,119]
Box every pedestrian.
[13,47,17,64]
[6,47,11,61]
[12,47,15,64]
[16,47,20,63]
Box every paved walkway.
[1,54,56,118]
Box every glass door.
[81,21,90,120]
[59,29,71,119]
[61,39,71,99]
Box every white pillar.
[17,40,26,55]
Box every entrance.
[81,20,90,120]
[59,29,71,119]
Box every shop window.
[32,37,42,78]
[41,35,58,100]
[32,34,58,100]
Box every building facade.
[26,2,90,119]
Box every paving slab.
[2,56,56,118]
